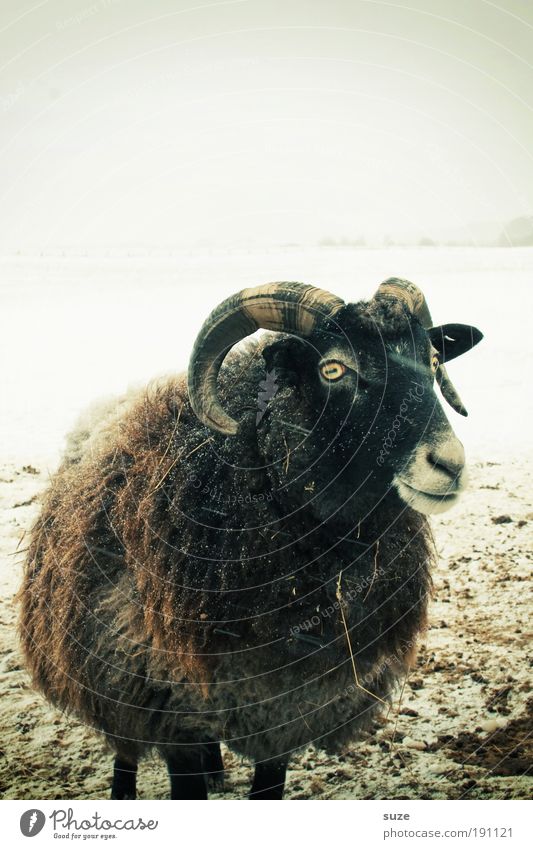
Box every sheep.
[19,278,483,799]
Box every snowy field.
[0,246,531,799]
[2,245,533,465]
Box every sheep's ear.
[261,336,307,372]
[428,323,483,364]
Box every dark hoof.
[204,741,225,790]
[111,756,137,800]
[207,769,225,790]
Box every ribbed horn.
[435,365,468,417]
[188,282,345,435]
[374,277,468,416]
[374,277,433,327]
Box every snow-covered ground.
[2,245,533,465]
[0,247,531,799]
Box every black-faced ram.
[20,279,483,799]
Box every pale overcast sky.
[0,0,532,250]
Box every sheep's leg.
[111,756,137,800]
[166,748,208,800]
[204,740,224,789]
[249,757,288,799]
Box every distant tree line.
[318,215,533,248]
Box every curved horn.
[374,277,433,327]
[374,277,468,416]
[435,366,468,417]
[188,282,345,435]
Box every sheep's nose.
[428,437,465,480]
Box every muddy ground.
[0,457,531,800]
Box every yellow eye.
[431,354,439,373]
[320,361,347,382]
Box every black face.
[256,301,482,527]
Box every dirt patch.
[1,458,532,800]
[432,701,533,778]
